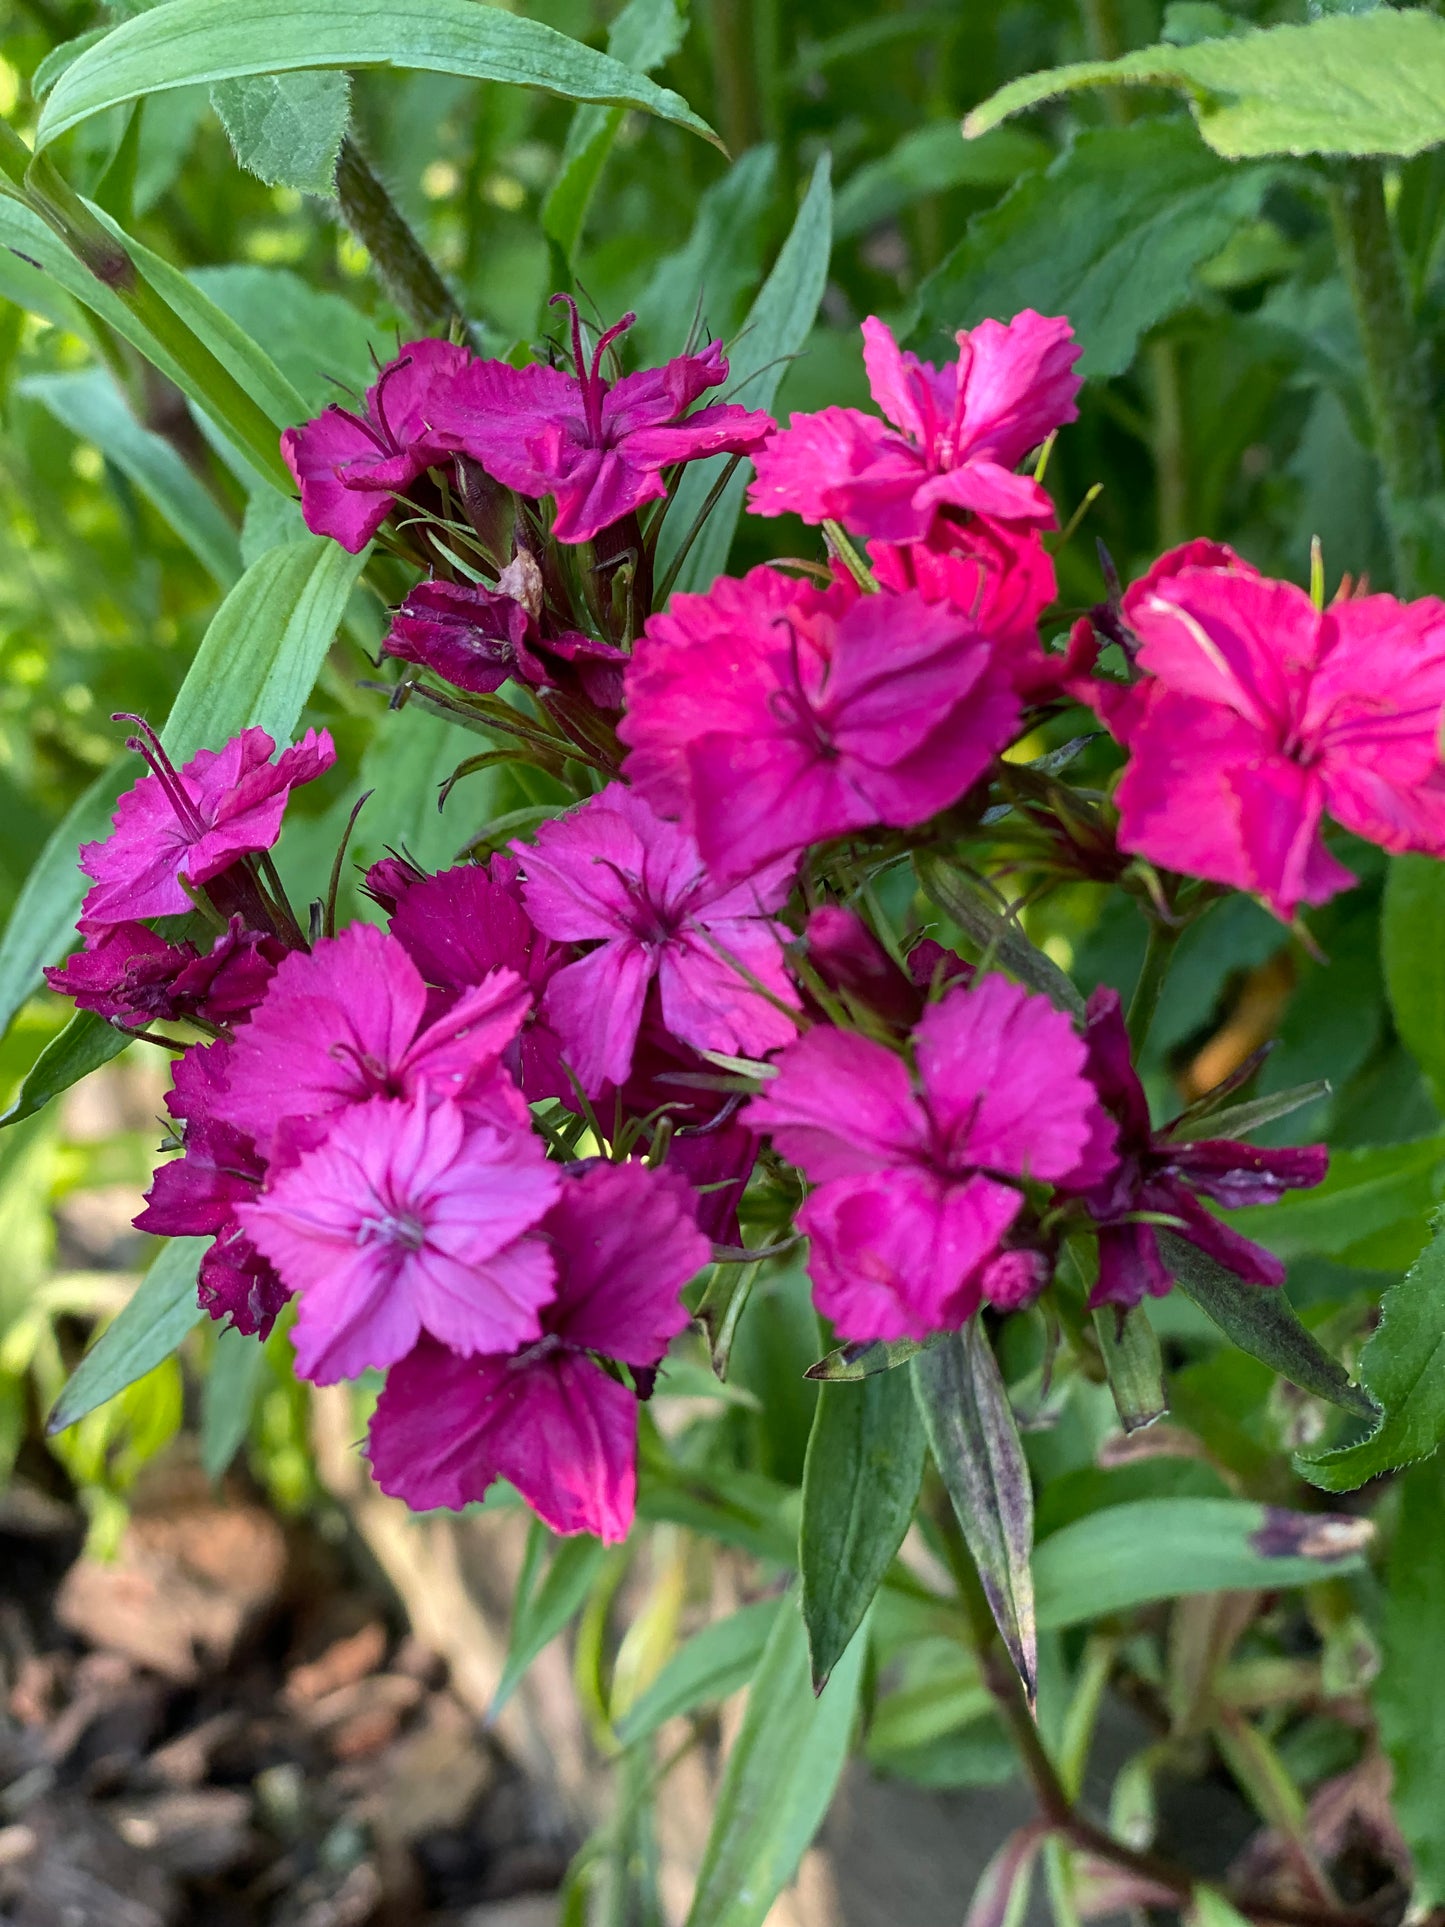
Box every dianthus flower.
[79,721,334,929]
[240,1092,560,1384]
[1070,988,1328,1306]
[749,974,1115,1341]
[383,576,626,709]
[281,339,473,553]
[212,922,531,1160]
[513,784,799,1096]
[1092,542,1445,920]
[747,312,1080,539]
[45,917,285,1031]
[365,1160,707,1540]
[430,296,772,543]
[621,569,1020,882]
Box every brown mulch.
[0,1463,569,1927]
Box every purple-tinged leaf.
[963,1822,1048,1927]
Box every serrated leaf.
[914,121,1276,379]
[1374,1458,1445,1907]
[614,1599,781,1746]
[47,1239,207,1434]
[1382,853,1445,1110]
[684,1592,864,1927]
[800,1371,926,1689]
[912,1325,1037,1704]
[492,1532,607,1719]
[1160,1232,1376,1420]
[1298,1217,1445,1492]
[963,11,1445,162]
[211,70,351,196]
[37,0,719,151]
[200,1323,268,1479]
[2,1011,131,1130]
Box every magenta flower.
[383,576,626,709]
[431,296,772,544]
[79,721,335,930]
[281,339,473,554]
[747,312,1080,540]
[513,784,800,1096]
[365,1160,707,1539]
[749,974,1115,1341]
[1095,543,1445,920]
[622,568,1020,882]
[47,917,287,1031]
[213,922,532,1160]
[240,1092,560,1384]
[1069,989,1328,1307]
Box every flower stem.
[1126,918,1181,1056]
[1327,159,1441,595]
[335,135,481,351]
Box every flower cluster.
[62,294,1445,1542]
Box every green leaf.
[1221,1131,1445,1270]
[614,1599,781,1746]
[912,1325,1037,1704]
[805,1334,937,1382]
[1092,1304,1168,1435]
[200,1323,268,1480]
[1382,854,1445,1110]
[210,70,351,196]
[914,851,1084,1016]
[1374,1458,1445,1907]
[47,1238,207,1434]
[2,1011,130,1129]
[37,0,720,152]
[684,1592,864,1927]
[1298,1217,1445,1492]
[963,11,1445,162]
[492,1532,607,1718]
[835,122,1048,241]
[191,264,387,413]
[1033,1498,1372,1630]
[660,154,832,596]
[800,1371,926,1690]
[1159,1232,1377,1421]
[18,367,242,584]
[914,122,1275,379]
[543,0,686,261]
[630,144,778,362]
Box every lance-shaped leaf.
[800,1371,926,1690]
[48,1238,207,1434]
[2,1011,131,1129]
[1161,1232,1377,1422]
[806,1334,938,1382]
[493,1530,607,1718]
[1163,1079,1331,1146]
[1383,853,1445,1112]
[963,1823,1048,1927]
[912,1325,1037,1705]
[1093,1304,1168,1435]
[614,1599,781,1746]
[915,852,1084,1017]
[200,1323,269,1480]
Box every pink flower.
[513,784,800,1096]
[47,917,287,1031]
[747,312,1080,540]
[240,1092,560,1383]
[281,339,473,553]
[1069,988,1328,1306]
[749,974,1114,1341]
[431,296,772,544]
[621,568,1020,882]
[365,1160,707,1539]
[1096,544,1445,919]
[79,720,335,929]
[212,922,532,1160]
[382,576,626,709]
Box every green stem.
[1327,159,1440,595]
[1126,919,1181,1056]
[334,136,482,351]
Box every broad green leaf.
[835,122,1048,240]
[1374,1458,1445,1906]
[684,1592,864,1927]
[211,70,351,196]
[963,11,1445,162]
[1299,1217,1445,1492]
[800,1371,926,1690]
[493,1532,607,1718]
[661,154,832,596]
[1382,854,1445,1109]
[1093,1304,1167,1435]
[543,0,686,261]
[19,368,242,584]
[630,144,778,362]
[613,1599,781,1746]
[915,851,1084,1015]
[913,1325,1037,1703]
[200,1323,268,1479]
[2,1011,130,1129]
[1159,1232,1377,1420]
[47,1238,207,1434]
[38,0,719,151]
[914,122,1275,379]
[1033,1498,1372,1630]
[1221,1132,1445,1270]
